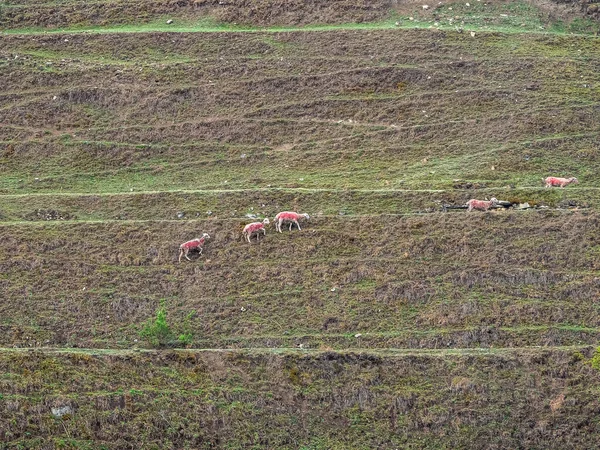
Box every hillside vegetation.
[1,0,600,447]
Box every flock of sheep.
[178,211,309,262]
[178,176,579,262]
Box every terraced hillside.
[1,0,600,447]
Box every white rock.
[354,333,362,338]
[51,405,73,418]
[470,31,476,37]
[422,5,429,10]
[166,19,173,24]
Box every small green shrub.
[140,305,195,348]
[140,307,173,347]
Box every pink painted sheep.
[242,218,270,243]
[179,233,210,262]
[274,211,310,233]
[466,197,498,212]
[543,176,578,188]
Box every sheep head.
[202,233,211,239]
[570,177,579,184]
[263,218,270,224]
[302,213,310,220]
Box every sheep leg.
[294,220,301,231]
[278,219,283,233]
[289,222,293,231]
[178,249,183,263]
[198,247,203,256]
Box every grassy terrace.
[2,212,600,349]
[1,347,600,448]
[1,0,600,447]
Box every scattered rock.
[470,31,476,37]
[558,199,589,209]
[422,4,429,9]
[176,211,185,219]
[240,153,247,159]
[516,202,530,210]
[354,333,362,338]
[166,19,173,24]
[25,209,74,221]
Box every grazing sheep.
[466,197,498,212]
[179,233,210,262]
[274,211,310,233]
[543,176,578,188]
[242,218,270,243]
